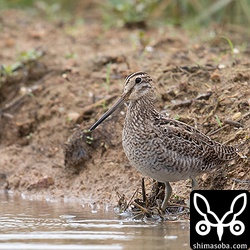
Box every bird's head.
[89,72,153,131]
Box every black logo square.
[190,190,249,250]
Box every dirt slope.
[0,10,249,207]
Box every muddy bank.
[0,10,249,208]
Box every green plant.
[65,52,77,59]
[18,49,43,63]
[0,49,44,89]
[0,62,22,77]
[221,36,234,53]
[102,0,161,28]
[83,130,94,145]
[215,115,222,127]
[85,135,94,145]
[26,132,33,140]
[101,100,107,110]
[174,114,180,120]
[0,0,34,9]
[102,0,250,29]
[66,117,73,123]
[192,0,250,26]
[2,0,250,30]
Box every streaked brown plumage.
[90,72,238,211]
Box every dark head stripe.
[125,72,147,82]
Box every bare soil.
[0,10,249,209]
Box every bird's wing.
[153,117,238,161]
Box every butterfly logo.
[193,193,247,241]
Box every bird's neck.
[126,94,159,122]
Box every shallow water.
[0,192,189,250]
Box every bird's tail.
[215,145,239,161]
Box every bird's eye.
[135,77,141,83]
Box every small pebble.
[164,235,178,240]
[232,112,241,120]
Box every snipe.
[89,72,239,211]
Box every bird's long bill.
[89,95,126,131]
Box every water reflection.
[0,191,189,250]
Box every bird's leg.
[186,177,198,207]
[161,182,172,211]
[191,177,197,191]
